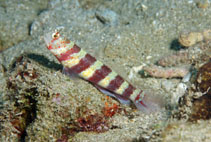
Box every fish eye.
[52,32,60,39]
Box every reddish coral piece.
[76,114,109,132]
[23,69,38,80]
[57,103,122,141]
[103,102,119,117]
[10,119,25,137]
[57,99,124,141]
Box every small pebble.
[179,32,203,47]
[141,4,148,11]
[30,21,42,36]
[171,83,187,105]
[95,8,119,26]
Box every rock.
[196,61,211,95]
[171,83,187,105]
[95,8,119,26]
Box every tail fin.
[133,91,165,113]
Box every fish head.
[44,29,72,56]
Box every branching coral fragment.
[143,65,190,78]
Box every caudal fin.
[133,91,165,113]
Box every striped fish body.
[44,30,161,113]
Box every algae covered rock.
[196,61,211,95]
[190,61,211,121]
